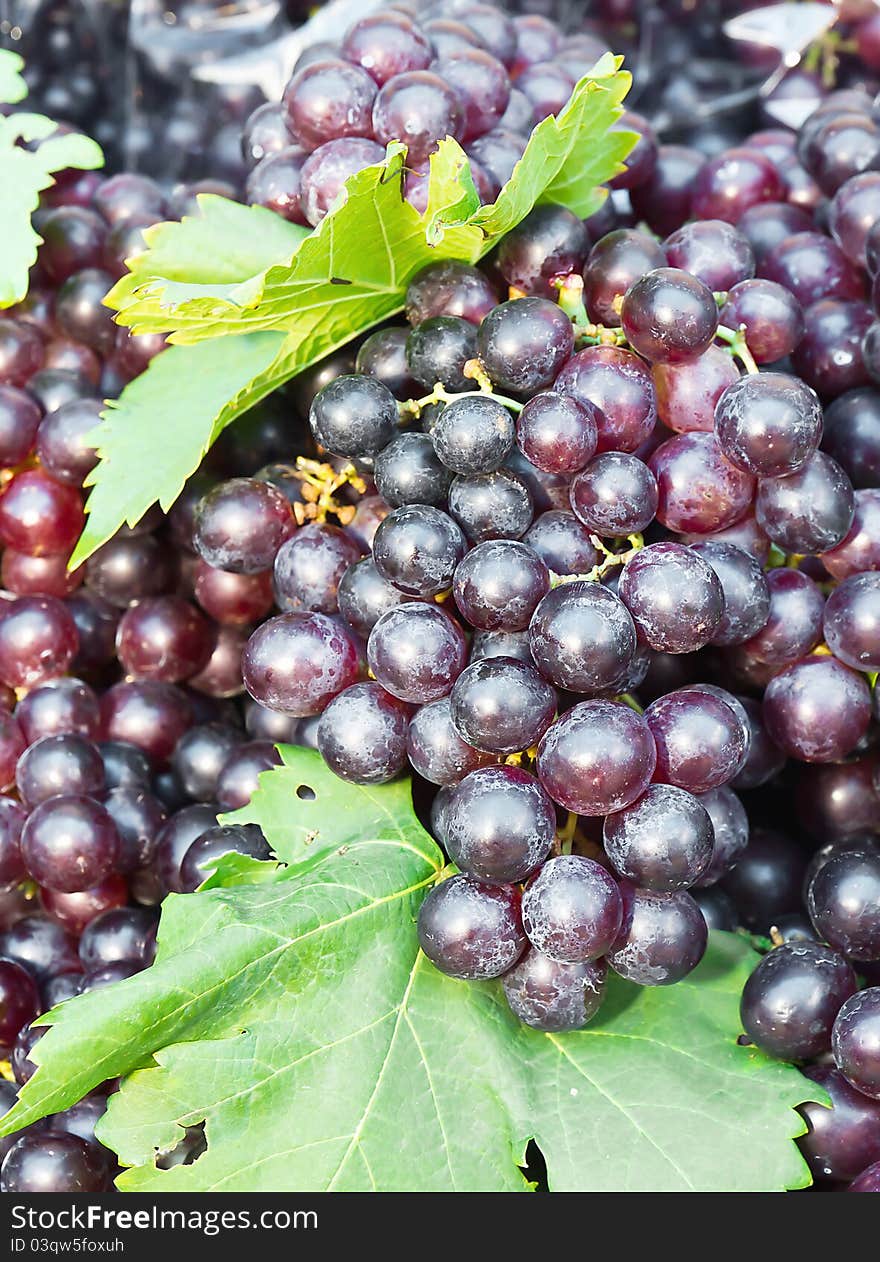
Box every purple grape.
[688,541,771,646]
[718,280,805,364]
[798,1065,880,1182]
[447,469,533,542]
[808,847,880,960]
[516,391,598,476]
[604,783,714,892]
[833,989,880,1101]
[618,542,724,653]
[443,764,554,883]
[691,147,784,223]
[654,345,740,435]
[433,50,511,141]
[824,488,880,579]
[764,656,871,764]
[417,874,525,979]
[282,59,378,150]
[646,688,748,794]
[664,219,755,291]
[743,568,824,665]
[741,941,856,1061]
[372,70,463,164]
[242,611,361,717]
[193,478,293,575]
[523,510,599,576]
[792,299,872,400]
[317,682,410,784]
[494,204,589,298]
[15,732,104,807]
[630,144,705,238]
[300,137,385,226]
[245,147,308,224]
[537,700,656,816]
[695,785,750,884]
[823,572,880,671]
[449,656,555,755]
[528,581,637,695]
[554,346,658,454]
[0,1133,110,1193]
[431,394,516,474]
[405,260,499,327]
[569,452,658,537]
[607,883,707,986]
[453,539,549,633]
[649,431,755,534]
[406,697,496,786]
[367,602,467,703]
[341,11,432,85]
[477,297,574,395]
[406,316,478,392]
[583,228,666,327]
[503,948,606,1032]
[621,267,719,366]
[756,451,855,555]
[760,231,864,308]
[21,794,120,893]
[822,388,880,490]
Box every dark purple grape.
[516,391,598,476]
[607,882,707,986]
[649,431,755,534]
[373,432,452,508]
[569,452,658,537]
[688,541,770,646]
[583,229,666,327]
[85,533,175,607]
[21,794,120,893]
[795,758,879,844]
[15,678,99,745]
[372,70,463,163]
[0,1133,110,1192]
[695,785,750,885]
[367,602,466,703]
[452,539,548,632]
[693,886,738,931]
[170,723,242,804]
[720,829,807,931]
[405,260,498,327]
[316,681,410,784]
[355,328,419,401]
[554,346,657,454]
[417,874,525,979]
[283,58,377,150]
[0,386,40,466]
[737,200,815,264]
[618,542,724,654]
[477,297,574,395]
[179,824,270,893]
[464,127,525,191]
[273,523,362,614]
[833,989,880,1100]
[719,280,805,365]
[243,612,360,717]
[342,11,432,85]
[740,942,856,1061]
[630,144,705,237]
[0,596,79,690]
[0,320,43,389]
[621,267,718,366]
[337,557,409,638]
[850,1161,880,1191]
[523,510,599,575]
[521,854,621,963]
[829,172,880,269]
[503,949,606,1032]
[792,299,873,400]
[743,568,824,666]
[764,655,871,764]
[16,732,104,808]
[406,697,495,786]
[808,847,880,960]
[155,802,219,894]
[372,505,465,598]
[604,783,714,892]
[213,741,280,812]
[804,113,880,197]
[528,581,637,696]
[0,959,39,1051]
[406,317,478,393]
[193,478,293,575]
[431,394,515,474]
[443,764,554,883]
[447,469,533,541]
[0,914,79,981]
[193,562,273,627]
[245,147,308,224]
[115,596,213,685]
[760,232,864,308]
[100,681,192,766]
[823,389,880,490]
[433,50,511,141]
[0,796,26,887]
[494,204,589,298]
[664,219,755,292]
[537,700,656,816]
[691,147,784,223]
[823,573,880,671]
[646,688,748,794]
[449,656,555,755]
[516,59,574,125]
[0,469,84,558]
[54,269,115,356]
[300,137,385,226]
[39,208,107,285]
[79,908,157,971]
[241,102,294,168]
[103,785,166,872]
[798,1065,880,1182]
[756,451,855,555]
[715,371,822,480]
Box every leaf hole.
[295,784,316,800]
[155,1120,207,1170]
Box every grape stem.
[555,811,578,856]
[293,457,366,525]
[400,379,525,418]
[716,323,759,375]
[550,532,644,586]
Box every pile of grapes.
[1,0,880,1194]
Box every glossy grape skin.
[695,785,750,885]
[823,573,880,671]
[100,681,192,766]
[760,232,864,309]
[556,345,657,453]
[0,596,79,690]
[154,802,219,894]
[406,316,478,393]
[21,794,120,894]
[431,394,515,474]
[630,144,704,237]
[243,612,361,717]
[621,268,718,367]
[477,297,574,396]
[756,452,855,556]
[582,229,666,327]
[36,400,102,485]
[0,959,39,1051]
[447,469,533,542]
[193,477,293,575]
[764,655,871,764]
[737,201,815,264]
[798,1065,880,1182]
[808,849,880,960]
[693,886,738,932]
[449,656,555,756]
[607,883,707,987]
[282,58,377,150]
[494,203,589,298]
[316,682,410,785]
[618,543,724,654]
[503,948,606,1032]
[85,533,175,608]
[569,453,658,538]
[310,373,399,459]
[521,854,621,965]
[719,829,807,932]
[465,127,526,192]
[0,796,26,887]
[792,300,873,400]
[367,602,466,704]
[341,10,432,85]
[742,569,824,667]
[245,147,307,224]
[193,561,273,628]
[210,742,280,813]
[0,914,79,981]
[0,320,45,387]
[691,147,784,223]
[0,468,84,558]
[406,697,496,786]
[372,507,463,601]
[374,433,453,508]
[850,1160,880,1191]
[116,597,214,684]
[515,392,598,477]
[434,49,511,141]
[273,524,362,614]
[528,582,636,696]
[805,112,880,197]
[795,757,879,844]
[714,372,822,481]
[405,260,498,327]
[443,764,554,884]
[823,390,880,490]
[646,688,748,794]
[170,723,243,804]
[823,489,880,580]
[103,785,166,872]
[355,328,418,400]
[719,280,804,366]
[417,874,525,980]
[2,549,81,600]
[300,137,385,226]
[453,539,549,633]
[664,220,755,293]
[828,172,880,269]
[653,346,739,435]
[78,907,157,971]
[523,511,599,576]
[0,1133,110,1193]
[603,783,714,893]
[740,942,856,1061]
[53,268,116,357]
[374,69,464,162]
[689,541,770,647]
[537,700,656,817]
[337,557,408,638]
[832,988,880,1101]
[0,386,41,466]
[241,102,294,168]
[648,432,755,535]
[16,733,104,808]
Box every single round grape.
[555,345,657,454]
[170,723,243,804]
[241,101,294,168]
[193,561,273,627]
[406,316,478,393]
[808,848,880,960]
[719,279,805,365]
[618,542,724,654]
[693,886,738,932]
[213,741,281,813]
[756,452,855,555]
[537,700,656,816]
[604,783,714,893]
[406,697,496,786]
[15,733,104,808]
[193,477,293,575]
[452,539,549,633]
[115,597,214,684]
[433,50,510,141]
[663,219,755,292]
[372,70,463,164]
[607,883,707,986]
[715,371,822,479]
[630,144,704,237]
[720,829,807,932]
[691,147,784,223]
[371,505,466,599]
[273,523,362,614]
[694,785,750,885]
[653,346,738,436]
[355,327,418,400]
[21,794,120,894]
[449,656,555,755]
[523,511,598,576]
[245,147,308,224]
[740,942,856,1061]
[1,550,81,600]
[417,874,525,980]
[367,602,466,703]
[405,260,498,327]
[583,229,666,327]
[760,231,864,308]
[0,1133,110,1193]
[805,112,880,197]
[0,385,40,466]
[317,682,410,785]
[521,854,622,963]
[477,297,574,395]
[795,758,879,844]
[609,107,657,190]
[100,681,192,765]
[621,268,718,366]
[528,581,636,696]
[341,11,432,85]
[823,488,880,579]
[154,802,219,893]
[310,373,399,460]
[516,58,575,124]
[337,556,408,638]
[282,58,377,149]
[737,200,815,263]
[764,656,871,764]
[0,596,79,690]
[823,390,880,490]
[0,959,39,1051]
[832,988,880,1100]
[798,1065,880,1182]
[78,907,157,971]
[465,127,525,191]
[494,203,589,298]
[503,948,606,1032]
[649,431,755,534]
[743,568,824,666]
[431,394,515,475]
[0,914,79,981]
[54,269,116,356]
[569,452,658,538]
[823,573,880,671]
[23,410,102,498]
[374,432,452,508]
[689,541,771,646]
[646,688,748,794]
[515,392,598,476]
[300,136,385,226]
[85,533,175,607]
[443,764,555,884]
[447,469,534,541]
[243,611,360,717]
[0,468,84,558]
[104,785,167,872]
[792,299,873,400]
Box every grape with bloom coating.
[502,949,606,1032]
[516,392,598,475]
[808,848,880,960]
[798,1065,880,1182]
[453,539,549,632]
[740,942,856,1061]
[528,581,636,696]
[621,268,719,366]
[537,700,656,816]
[646,688,748,794]
[649,431,755,534]
[763,656,871,764]
[822,572,880,671]
[316,682,410,785]
[618,542,724,654]
[372,505,465,599]
[444,764,555,884]
[367,602,467,703]
[603,784,714,892]
[449,656,555,755]
[714,373,823,479]
[607,883,707,987]
[569,452,658,537]
[522,854,622,963]
[417,874,525,980]
[554,346,657,454]
[477,297,574,395]
[242,611,360,717]
[406,697,496,786]
[833,988,880,1101]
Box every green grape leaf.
[0,50,27,105]
[0,113,103,309]
[67,331,286,570]
[1,751,823,1193]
